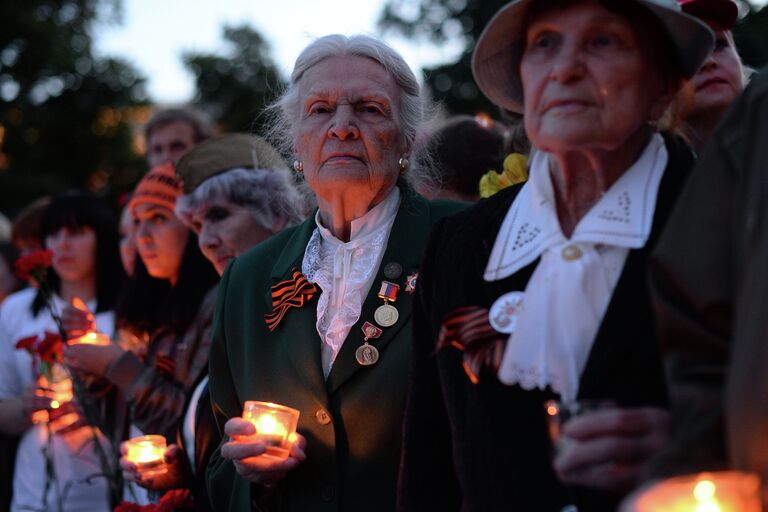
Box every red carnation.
[156,489,193,512]
[37,331,64,364]
[113,502,143,512]
[14,334,38,352]
[14,249,53,282]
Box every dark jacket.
[398,135,695,512]
[105,286,217,439]
[650,70,768,479]
[207,189,466,512]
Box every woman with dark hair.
[63,163,218,504]
[0,241,23,304]
[0,190,123,511]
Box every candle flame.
[133,443,163,463]
[254,413,287,437]
[546,405,559,416]
[693,479,721,512]
[694,480,716,501]
[50,400,60,409]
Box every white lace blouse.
[484,134,668,401]
[302,187,401,378]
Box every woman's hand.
[21,383,54,421]
[220,417,307,487]
[61,297,96,339]
[64,343,124,377]
[120,442,187,491]
[553,407,671,493]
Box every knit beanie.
[129,162,183,215]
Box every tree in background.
[379,0,768,117]
[184,25,286,135]
[0,0,149,214]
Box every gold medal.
[374,303,399,327]
[355,343,380,366]
[357,321,383,367]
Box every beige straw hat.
[472,0,714,113]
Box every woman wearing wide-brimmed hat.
[676,0,746,151]
[398,1,713,510]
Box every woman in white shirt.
[399,1,715,511]
[0,191,123,512]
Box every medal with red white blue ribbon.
[374,281,400,328]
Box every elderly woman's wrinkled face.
[689,30,743,118]
[189,199,277,276]
[520,0,668,154]
[295,55,406,202]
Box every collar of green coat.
[264,187,433,395]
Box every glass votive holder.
[544,399,615,452]
[68,332,110,346]
[620,471,761,512]
[242,401,300,459]
[124,435,167,477]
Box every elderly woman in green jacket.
[206,34,465,511]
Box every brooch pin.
[405,272,418,294]
[488,292,524,334]
[374,281,400,328]
[356,322,383,366]
[264,268,317,332]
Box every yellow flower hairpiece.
[479,153,529,198]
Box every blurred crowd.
[0,0,766,511]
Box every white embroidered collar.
[484,133,668,282]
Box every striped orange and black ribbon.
[264,268,317,332]
[436,306,506,384]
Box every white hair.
[175,168,309,232]
[265,34,435,170]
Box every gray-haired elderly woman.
[399,0,714,511]
[206,35,464,511]
[175,133,307,276]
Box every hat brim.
[471,0,714,113]
[680,0,739,30]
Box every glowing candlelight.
[69,332,110,346]
[124,435,167,476]
[622,471,760,512]
[242,401,300,459]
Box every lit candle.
[124,435,167,477]
[69,332,110,346]
[242,401,300,459]
[33,372,76,431]
[622,471,761,512]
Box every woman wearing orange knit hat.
[64,162,218,506]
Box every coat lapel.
[264,216,328,404]
[326,190,432,394]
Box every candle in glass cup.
[621,471,761,512]
[69,332,110,346]
[242,401,300,459]
[125,435,167,477]
[544,399,616,454]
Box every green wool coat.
[207,189,465,512]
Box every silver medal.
[374,303,399,327]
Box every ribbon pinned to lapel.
[436,306,507,384]
[265,268,317,332]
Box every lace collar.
[302,187,401,376]
[484,133,668,282]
